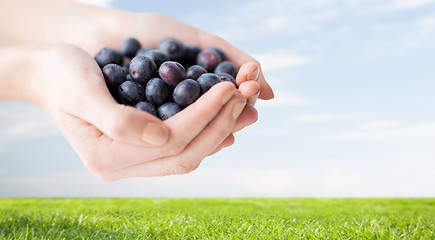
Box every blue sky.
[1,0,434,197]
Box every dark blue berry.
[135,101,157,116]
[157,102,181,120]
[122,60,131,73]
[186,65,207,80]
[158,37,186,61]
[142,49,169,68]
[102,64,126,90]
[214,61,238,78]
[197,73,222,95]
[159,61,185,87]
[129,55,157,86]
[173,79,200,107]
[146,78,169,107]
[184,44,201,65]
[196,49,222,72]
[95,47,122,68]
[136,47,154,56]
[217,73,237,87]
[209,47,227,61]
[120,37,141,58]
[118,80,146,106]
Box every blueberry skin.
[102,64,126,90]
[158,37,186,61]
[145,78,169,107]
[214,61,238,78]
[184,44,201,65]
[136,47,154,56]
[142,49,169,68]
[129,55,157,86]
[135,101,157,116]
[209,47,227,61]
[173,79,200,108]
[196,49,222,72]
[95,47,122,68]
[118,80,146,106]
[120,37,141,58]
[217,73,237,87]
[159,61,185,88]
[197,73,222,95]
[157,102,181,120]
[186,65,207,80]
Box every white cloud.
[75,0,113,8]
[0,104,59,140]
[2,166,434,197]
[288,113,366,123]
[257,91,308,106]
[359,120,400,130]
[253,53,313,72]
[310,122,435,141]
[382,0,435,11]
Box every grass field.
[0,198,434,239]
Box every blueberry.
[136,47,154,56]
[120,37,141,58]
[196,49,222,72]
[142,49,169,68]
[209,47,227,61]
[173,79,200,107]
[146,78,169,107]
[197,73,222,95]
[217,73,237,87]
[214,61,238,78]
[184,44,201,65]
[158,37,186,61]
[157,102,181,120]
[135,101,157,116]
[95,47,122,68]
[122,60,131,73]
[129,55,157,86]
[102,64,126,90]
[186,65,207,80]
[159,61,185,88]
[118,80,146,106]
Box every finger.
[163,81,236,150]
[195,34,274,100]
[208,134,235,156]
[71,73,169,147]
[105,93,246,180]
[233,106,258,133]
[238,80,260,107]
[235,62,273,101]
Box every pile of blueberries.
[94,37,239,120]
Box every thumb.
[76,81,169,146]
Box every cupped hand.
[33,44,246,180]
[63,11,273,133]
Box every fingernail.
[142,122,169,146]
[222,88,235,105]
[232,102,246,119]
[247,65,259,81]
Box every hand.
[80,11,274,137]
[14,43,247,180]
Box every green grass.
[0,198,434,239]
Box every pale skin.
[0,0,274,180]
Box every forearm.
[0,45,40,104]
[0,0,116,52]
